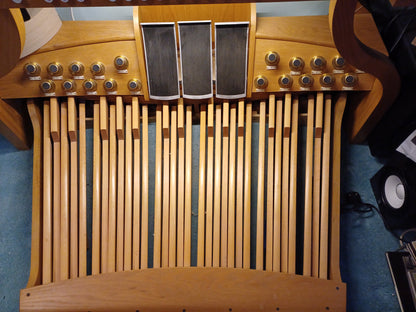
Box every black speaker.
[371,154,416,230]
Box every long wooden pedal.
[116,97,125,272]
[132,98,141,270]
[108,104,117,273]
[266,95,275,272]
[141,103,149,269]
[162,103,170,268]
[206,100,214,267]
[177,99,185,267]
[243,102,252,269]
[281,94,291,273]
[99,97,109,274]
[68,98,78,279]
[288,96,299,275]
[124,103,133,271]
[312,92,324,278]
[154,104,162,268]
[236,100,245,269]
[184,104,192,267]
[221,101,229,268]
[228,103,237,268]
[303,94,315,277]
[319,95,332,280]
[60,101,69,281]
[78,102,87,278]
[42,100,52,284]
[213,103,222,268]
[169,105,177,268]
[197,105,207,267]
[256,100,266,271]
[273,97,283,272]
[92,101,101,275]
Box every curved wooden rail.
[0,9,25,79]
[21,267,346,312]
[329,0,401,143]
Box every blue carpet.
[0,128,403,311]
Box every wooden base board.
[21,267,346,312]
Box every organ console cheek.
[0,1,400,312]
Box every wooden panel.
[20,268,346,312]
[252,39,375,94]
[0,41,142,99]
[37,21,134,54]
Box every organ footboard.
[0,1,399,311]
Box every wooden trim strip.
[141,104,149,269]
[206,100,214,267]
[132,98,141,270]
[124,104,133,271]
[169,105,178,268]
[108,104,117,273]
[100,97,109,274]
[177,99,185,267]
[116,98,125,272]
[162,103,170,268]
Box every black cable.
[342,191,409,243]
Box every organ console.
[0,1,401,311]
